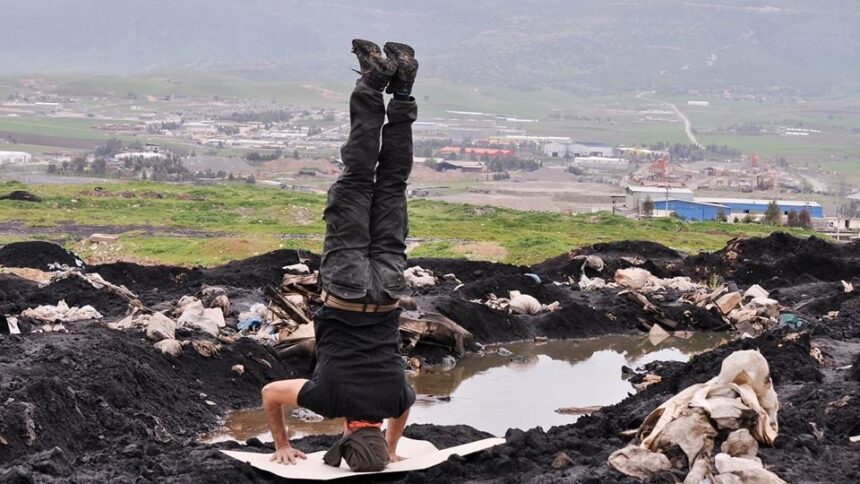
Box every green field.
[0,117,113,140]
[0,180,815,267]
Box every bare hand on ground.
[270,447,306,465]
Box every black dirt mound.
[0,190,42,202]
[687,232,860,287]
[533,240,686,281]
[454,272,567,302]
[430,297,532,344]
[201,249,318,290]
[813,295,860,339]
[88,260,203,303]
[5,276,130,318]
[0,274,39,315]
[88,249,319,304]
[409,258,524,283]
[0,241,83,271]
[0,324,311,466]
[853,353,860,381]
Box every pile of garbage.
[475,290,560,315]
[573,262,792,338]
[609,349,784,482]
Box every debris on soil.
[3,233,860,483]
[609,350,781,482]
[0,241,84,271]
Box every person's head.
[323,426,389,472]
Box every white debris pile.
[690,284,781,336]
[614,267,704,294]
[22,300,102,324]
[475,291,560,315]
[610,267,784,335]
[609,350,784,483]
[175,296,225,338]
[404,266,436,288]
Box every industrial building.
[696,198,824,219]
[626,186,824,221]
[543,141,615,158]
[0,151,33,164]
[625,186,694,212]
[653,199,730,222]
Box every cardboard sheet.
[221,437,505,480]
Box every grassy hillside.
[0,180,815,267]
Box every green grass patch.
[0,180,818,267]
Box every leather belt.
[321,291,399,313]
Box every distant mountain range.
[1,0,857,94]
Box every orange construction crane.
[649,158,669,182]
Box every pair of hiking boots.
[351,39,418,95]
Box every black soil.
[2,233,860,483]
[0,241,83,271]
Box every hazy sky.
[1,0,857,93]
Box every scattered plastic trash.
[777,313,807,330]
[524,273,541,284]
[497,347,513,357]
[21,300,102,323]
[404,266,436,288]
[237,314,263,332]
[283,263,310,274]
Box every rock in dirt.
[177,306,224,337]
[145,312,176,341]
[0,241,83,270]
[154,339,183,357]
[551,451,574,469]
[231,364,245,376]
[744,284,770,300]
[721,428,759,459]
[87,234,118,244]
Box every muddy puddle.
[204,333,728,442]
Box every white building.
[625,186,694,211]
[544,142,615,158]
[0,151,33,164]
[182,122,218,138]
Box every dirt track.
[1,233,859,483]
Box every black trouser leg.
[368,97,417,301]
[319,84,385,300]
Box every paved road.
[637,91,703,148]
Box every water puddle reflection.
[205,333,728,442]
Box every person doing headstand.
[261,39,419,472]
